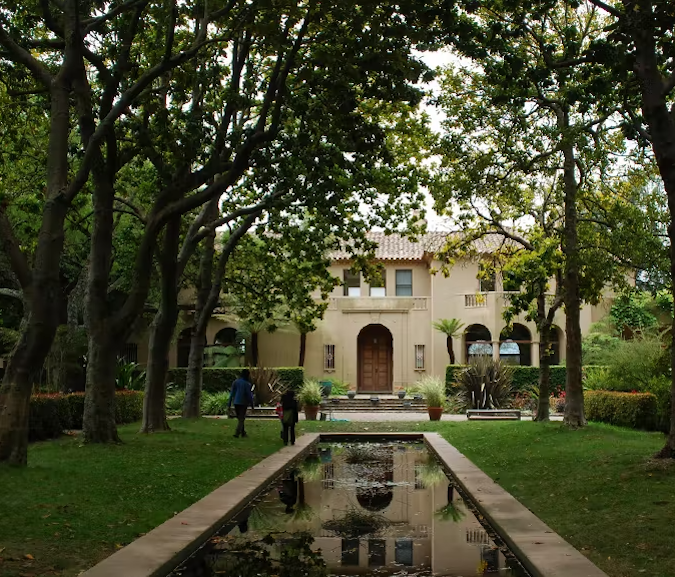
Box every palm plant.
[432,318,465,364]
[457,356,514,410]
[435,502,466,523]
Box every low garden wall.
[166,367,304,393]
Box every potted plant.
[298,379,323,420]
[347,389,356,399]
[416,376,446,421]
[397,388,406,400]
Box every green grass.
[1,418,673,577]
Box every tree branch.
[0,25,53,86]
[0,203,32,290]
[0,288,24,301]
[586,0,623,18]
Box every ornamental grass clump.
[457,356,514,410]
[298,379,323,407]
[415,376,446,408]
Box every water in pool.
[170,441,530,577]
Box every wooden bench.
[466,409,521,421]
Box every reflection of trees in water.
[204,532,327,577]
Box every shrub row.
[29,390,144,442]
[167,367,304,393]
[445,364,567,395]
[584,390,658,431]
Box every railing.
[464,293,488,308]
[324,296,430,312]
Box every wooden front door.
[358,325,393,392]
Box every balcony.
[327,296,429,313]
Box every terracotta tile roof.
[330,231,511,261]
[330,231,444,261]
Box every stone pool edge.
[80,433,321,577]
[423,432,609,577]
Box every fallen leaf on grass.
[114,544,124,550]
[24,554,34,560]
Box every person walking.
[228,369,255,438]
[280,389,299,446]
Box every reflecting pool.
[170,441,530,577]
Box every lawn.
[0,418,673,577]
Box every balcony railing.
[326,296,429,312]
[464,292,558,309]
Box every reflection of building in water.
[280,444,510,576]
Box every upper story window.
[369,271,386,297]
[478,264,496,292]
[395,269,413,296]
[344,270,361,297]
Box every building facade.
[130,232,610,392]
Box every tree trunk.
[0,69,75,463]
[83,333,121,443]
[182,202,217,418]
[251,332,259,367]
[183,331,206,418]
[141,304,176,432]
[535,311,551,422]
[141,217,181,433]
[0,365,33,465]
[560,136,586,428]
[447,336,455,365]
[630,12,675,456]
[298,332,307,367]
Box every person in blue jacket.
[228,369,255,438]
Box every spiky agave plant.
[458,356,514,410]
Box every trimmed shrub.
[29,390,144,441]
[29,394,71,441]
[167,367,304,393]
[585,390,658,430]
[115,390,144,424]
[446,364,567,395]
[66,392,85,429]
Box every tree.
[577,0,675,457]
[433,1,661,427]
[432,319,464,364]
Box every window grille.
[324,344,335,370]
[414,344,425,370]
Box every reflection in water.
[170,442,530,577]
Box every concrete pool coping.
[82,432,608,577]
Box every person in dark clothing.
[278,470,298,513]
[228,369,255,438]
[280,389,299,446]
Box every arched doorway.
[545,326,563,365]
[177,328,192,368]
[465,324,492,361]
[177,327,206,368]
[357,324,393,392]
[499,324,532,366]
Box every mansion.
[129,232,609,393]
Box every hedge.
[167,367,304,393]
[445,364,567,395]
[29,390,144,441]
[585,390,658,430]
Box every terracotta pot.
[304,405,320,421]
[428,406,443,421]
